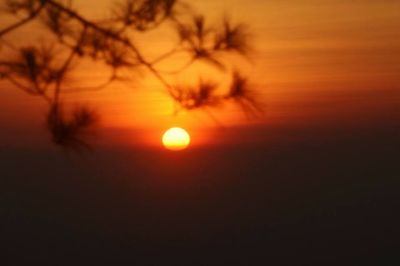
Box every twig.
[45,0,174,94]
[0,2,47,37]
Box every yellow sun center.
[162,127,191,151]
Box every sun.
[162,127,191,151]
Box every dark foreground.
[1,123,399,265]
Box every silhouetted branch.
[53,25,87,102]
[0,44,63,97]
[170,79,220,111]
[214,18,251,56]
[46,103,97,151]
[149,45,182,65]
[173,14,250,70]
[3,74,51,103]
[0,0,261,150]
[0,0,47,37]
[225,71,263,117]
[112,0,177,31]
[171,71,262,117]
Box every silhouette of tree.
[0,0,262,150]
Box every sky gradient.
[1,0,399,148]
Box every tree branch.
[0,2,47,37]
[45,0,174,94]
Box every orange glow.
[162,127,191,151]
[1,0,400,148]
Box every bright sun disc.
[162,127,190,151]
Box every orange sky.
[1,0,399,147]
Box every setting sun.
[162,127,191,151]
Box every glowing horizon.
[0,0,399,147]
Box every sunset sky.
[1,1,399,264]
[1,0,399,148]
